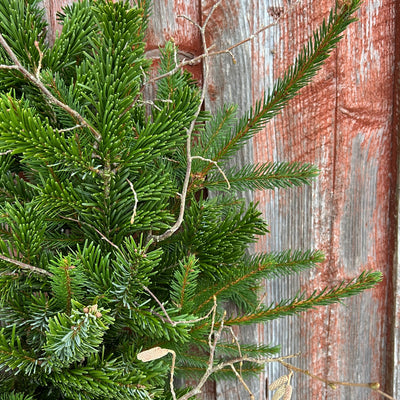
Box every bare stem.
[191,156,231,189]
[60,216,120,250]
[140,284,175,325]
[279,361,396,400]
[0,254,52,277]
[148,2,216,243]
[127,179,138,224]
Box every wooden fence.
[46,1,399,399]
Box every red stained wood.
[252,1,397,399]
[46,0,398,399]
[41,0,73,44]
[145,1,202,82]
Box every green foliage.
[0,0,381,399]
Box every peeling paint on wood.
[253,0,397,399]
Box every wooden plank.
[251,1,397,399]
[389,0,400,396]
[40,0,72,44]
[201,1,262,399]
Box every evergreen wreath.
[0,0,382,399]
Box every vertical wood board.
[40,0,72,44]
[252,0,397,399]
[390,0,400,395]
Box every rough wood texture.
[202,2,261,399]
[390,0,400,396]
[251,1,397,399]
[40,0,72,44]
[46,0,398,399]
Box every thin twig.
[209,0,302,58]
[60,216,120,250]
[279,361,396,400]
[0,34,102,141]
[0,64,19,71]
[145,0,301,86]
[169,349,177,400]
[57,125,84,133]
[34,41,43,79]
[230,363,255,400]
[0,254,52,277]
[191,155,231,189]
[148,0,217,243]
[140,284,175,325]
[127,179,138,224]
[0,150,12,156]
[177,14,201,31]
[227,326,243,375]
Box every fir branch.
[0,34,101,141]
[204,162,319,192]
[193,250,324,313]
[0,326,42,376]
[200,0,362,173]
[224,271,382,326]
[170,255,200,311]
[148,0,216,243]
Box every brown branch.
[0,34,102,142]
[60,216,120,250]
[148,1,219,244]
[279,361,396,400]
[0,254,52,277]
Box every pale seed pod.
[90,304,98,313]
[137,346,170,362]
[271,385,286,400]
[95,311,102,318]
[283,384,293,400]
[269,375,289,391]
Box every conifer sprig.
[199,0,361,173]
[203,161,319,192]
[224,271,382,326]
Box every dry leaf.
[137,346,170,362]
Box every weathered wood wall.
[47,1,398,399]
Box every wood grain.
[252,1,397,399]
[40,0,72,45]
[389,0,400,396]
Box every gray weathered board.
[47,0,399,399]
